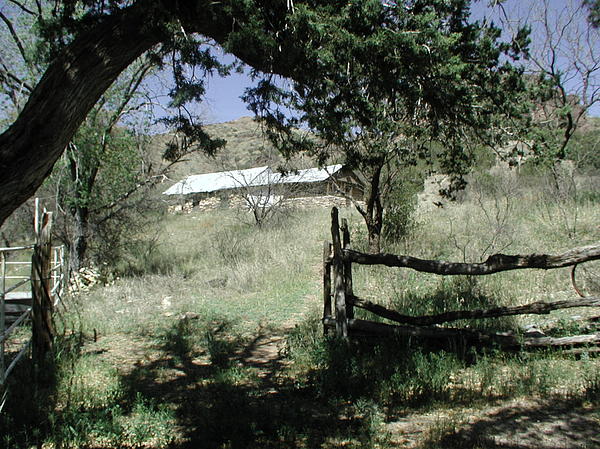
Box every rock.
[180,312,200,321]
[523,325,545,338]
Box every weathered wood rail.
[1,210,64,392]
[323,207,600,349]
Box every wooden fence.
[1,210,64,395]
[323,207,600,349]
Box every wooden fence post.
[323,241,332,335]
[341,218,354,320]
[31,211,54,366]
[1,252,5,385]
[331,207,347,338]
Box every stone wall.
[167,194,361,214]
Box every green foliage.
[4,186,600,448]
[119,394,175,448]
[382,173,421,244]
[241,0,531,251]
[585,0,600,27]
[247,0,530,175]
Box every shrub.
[382,174,421,244]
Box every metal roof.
[277,164,343,184]
[162,166,273,195]
[162,164,343,195]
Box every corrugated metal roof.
[163,164,343,195]
[278,164,343,184]
[162,166,272,195]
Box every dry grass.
[2,165,599,448]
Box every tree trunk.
[363,163,384,254]
[0,3,160,227]
[70,206,89,273]
[367,222,382,254]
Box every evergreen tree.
[244,0,530,251]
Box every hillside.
[149,116,317,187]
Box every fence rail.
[323,207,600,349]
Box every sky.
[0,0,597,126]
[201,60,254,124]
[193,0,599,124]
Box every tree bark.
[31,211,53,364]
[348,294,600,326]
[344,244,600,275]
[0,3,160,227]
[70,206,89,273]
[331,207,348,338]
[364,163,384,254]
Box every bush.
[382,174,421,244]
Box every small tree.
[495,0,600,159]
[246,0,530,252]
[47,60,155,271]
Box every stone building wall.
[167,194,362,214]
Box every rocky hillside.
[150,116,316,185]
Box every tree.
[584,0,600,27]
[245,0,530,252]
[0,3,172,271]
[494,0,600,159]
[54,78,154,271]
[0,0,392,228]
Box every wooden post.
[1,252,5,385]
[331,207,347,338]
[341,218,354,320]
[31,211,54,365]
[323,241,333,335]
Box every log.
[523,334,600,347]
[323,317,516,345]
[323,317,600,349]
[323,241,332,326]
[348,295,600,326]
[31,211,54,364]
[331,208,347,338]
[344,244,600,275]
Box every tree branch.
[0,10,30,66]
[348,294,600,326]
[344,244,600,275]
[6,0,35,15]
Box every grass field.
[1,168,599,448]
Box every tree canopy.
[1,0,588,229]
[243,0,530,251]
[0,0,344,226]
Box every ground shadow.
[437,399,600,449]
[118,319,376,449]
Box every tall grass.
[2,164,598,448]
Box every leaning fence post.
[323,241,333,335]
[341,218,354,320]
[331,207,347,338]
[31,211,54,367]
